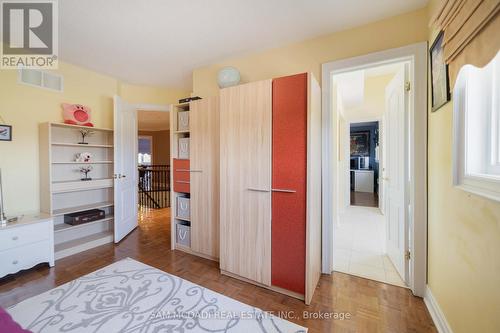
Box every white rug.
[8,258,307,333]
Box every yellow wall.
[119,83,188,106]
[192,8,428,97]
[341,74,395,121]
[0,62,188,215]
[426,1,500,333]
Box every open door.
[113,96,138,242]
[384,68,409,282]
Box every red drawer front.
[173,159,190,193]
[271,73,307,295]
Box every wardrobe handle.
[248,188,270,192]
[175,169,190,172]
[189,170,203,173]
[272,188,297,193]
[175,180,190,184]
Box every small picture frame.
[430,31,451,112]
[0,125,12,141]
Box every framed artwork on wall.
[0,125,12,141]
[430,31,451,112]
[350,131,370,156]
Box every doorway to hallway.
[330,60,408,287]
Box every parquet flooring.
[0,207,437,332]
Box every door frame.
[321,42,427,296]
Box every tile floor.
[333,205,406,287]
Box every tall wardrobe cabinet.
[220,73,322,304]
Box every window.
[138,136,153,166]
[453,52,500,201]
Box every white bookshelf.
[39,122,115,260]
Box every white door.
[113,96,138,242]
[384,68,408,282]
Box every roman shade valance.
[431,0,500,86]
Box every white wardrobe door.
[220,80,272,285]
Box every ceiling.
[58,0,427,89]
[137,111,170,131]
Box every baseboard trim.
[423,285,453,333]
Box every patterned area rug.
[8,258,307,333]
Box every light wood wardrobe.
[219,73,322,304]
[171,97,219,260]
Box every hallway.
[333,206,405,287]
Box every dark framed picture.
[351,131,370,156]
[0,125,12,141]
[430,31,451,112]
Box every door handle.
[272,188,297,193]
[247,188,270,192]
[176,180,190,184]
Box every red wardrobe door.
[272,73,307,294]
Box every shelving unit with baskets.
[39,122,114,260]
[170,103,192,252]
[170,98,219,260]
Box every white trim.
[321,42,428,297]
[135,103,170,112]
[424,286,454,333]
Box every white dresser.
[352,169,375,193]
[0,214,54,278]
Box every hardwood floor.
[0,207,436,333]
[351,191,379,208]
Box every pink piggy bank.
[62,103,94,127]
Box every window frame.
[453,53,500,202]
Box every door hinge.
[405,81,411,92]
[405,250,411,261]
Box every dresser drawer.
[0,240,52,277]
[0,220,51,252]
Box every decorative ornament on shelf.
[62,103,94,127]
[78,165,93,181]
[217,67,241,88]
[78,129,95,145]
[75,152,92,163]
